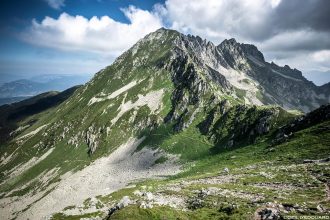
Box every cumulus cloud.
[159,0,276,42]
[21,6,162,55]
[44,0,65,10]
[160,0,330,43]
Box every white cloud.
[312,50,330,63]
[159,0,275,43]
[22,6,162,55]
[44,0,65,10]
[160,0,330,43]
[271,0,282,8]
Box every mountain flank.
[0,28,329,220]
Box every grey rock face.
[155,28,330,113]
[256,207,281,220]
[85,126,100,155]
[217,37,330,112]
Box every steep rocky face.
[155,29,329,114]
[218,38,265,67]
[217,38,330,112]
[198,104,287,150]
[166,31,329,113]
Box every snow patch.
[217,66,263,105]
[111,89,164,125]
[9,125,30,137]
[271,69,303,82]
[88,80,138,106]
[0,151,17,167]
[16,124,48,141]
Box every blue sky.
[0,0,164,77]
[0,0,330,85]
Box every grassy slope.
[51,116,330,219]
[0,30,179,198]
[0,86,80,143]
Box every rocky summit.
[0,28,329,220]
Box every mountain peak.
[241,43,265,62]
[117,28,328,113]
[153,27,173,35]
[223,38,237,45]
[137,27,180,44]
[151,27,179,36]
[218,38,265,62]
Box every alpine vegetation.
[0,28,329,220]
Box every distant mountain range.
[0,74,93,105]
[0,85,80,142]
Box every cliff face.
[174,33,330,113]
